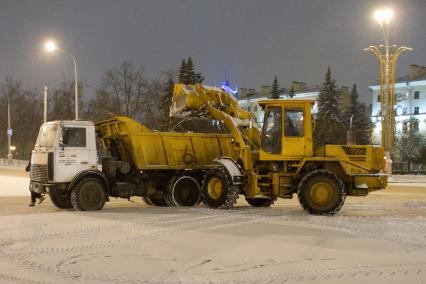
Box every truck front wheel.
[297,170,346,215]
[49,188,73,209]
[70,178,107,211]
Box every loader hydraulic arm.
[170,84,259,170]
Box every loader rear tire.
[49,188,73,209]
[70,178,106,211]
[165,175,201,207]
[201,167,239,209]
[245,197,274,207]
[297,170,346,215]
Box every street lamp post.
[45,40,79,120]
[364,8,412,176]
[7,92,12,165]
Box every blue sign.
[7,128,12,137]
[221,81,239,98]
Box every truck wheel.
[297,170,346,215]
[201,167,239,209]
[148,193,168,207]
[245,197,274,207]
[49,188,73,209]
[142,196,153,205]
[166,175,201,207]
[70,178,107,211]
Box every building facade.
[369,64,426,145]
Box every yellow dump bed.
[96,116,238,170]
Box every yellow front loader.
[171,84,387,215]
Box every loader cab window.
[261,106,282,154]
[61,127,86,147]
[284,108,304,137]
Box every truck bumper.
[30,181,49,194]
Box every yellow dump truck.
[29,116,237,210]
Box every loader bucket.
[170,84,205,117]
[170,83,241,117]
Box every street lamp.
[44,40,79,120]
[364,8,412,176]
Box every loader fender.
[67,170,110,200]
[213,157,244,185]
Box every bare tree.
[87,61,148,121]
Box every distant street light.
[44,40,79,120]
[364,8,412,175]
[7,92,12,165]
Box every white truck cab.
[30,120,103,210]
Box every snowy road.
[0,169,426,283]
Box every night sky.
[1,0,425,103]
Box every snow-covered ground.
[0,168,425,284]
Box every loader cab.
[258,99,314,161]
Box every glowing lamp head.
[45,40,57,52]
[374,8,394,25]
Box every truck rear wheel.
[49,188,73,209]
[201,167,238,209]
[165,175,201,207]
[245,197,274,207]
[147,193,168,207]
[70,178,107,211]
[142,196,153,205]
[297,170,346,215]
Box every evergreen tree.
[288,86,295,98]
[186,57,196,84]
[178,59,187,84]
[195,72,204,84]
[270,76,281,99]
[344,84,372,144]
[314,67,346,146]
[393,118,425,173]
[177,57,204,84]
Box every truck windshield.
[35,124,58,149]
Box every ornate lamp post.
[364,8,412,175]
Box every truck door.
[55,126,91,182]
[282,107,305,158]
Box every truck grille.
[30,164,48,182]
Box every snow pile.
[0,174,29,196]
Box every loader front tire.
[70,178,106,211]
[201,167,238,209]
[297,170,346,215]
